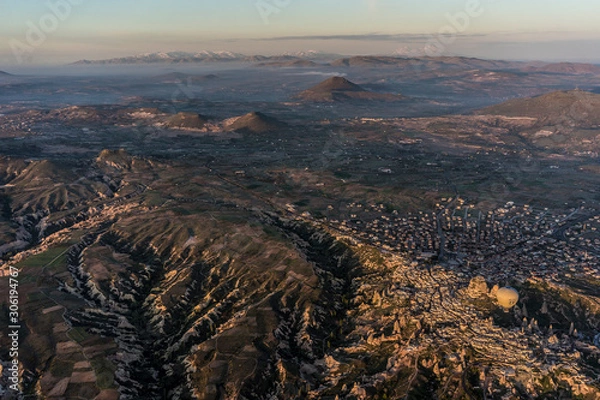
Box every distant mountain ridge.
[72,51,339,65]
[74,51,244,65]
[70,53,600,77]
[74,52,520,68]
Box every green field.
[16,245,70,278]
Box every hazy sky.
[1,0,600,65]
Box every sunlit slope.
[479,90,600,127]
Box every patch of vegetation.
[142,191,167,207]
[91,357,117,389]
[262,225,285,241]
[68,327,91,344]
[49,358,74,378]
[293,198,310,207]
[334,170,352,179]
[216,212,247,223]
[27,291,48,302]
[16,246,69,274]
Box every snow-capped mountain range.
[72,50,339,65]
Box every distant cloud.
[259,33,488,42]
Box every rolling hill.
[478,89,600,127]
[297,76,402,102]
[225,111,287,133]
[525,62,600,75]
[477,90,600,153]
[165,112,209,130]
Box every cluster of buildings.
[297,199,600,398]
[328,254,600,399]
[321,199,599,283]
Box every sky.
[1,0,600,65]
